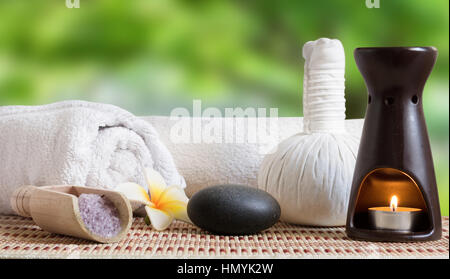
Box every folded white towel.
[0,101,185,215]
[144,116,364,197]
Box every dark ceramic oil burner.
[346,47,442,242]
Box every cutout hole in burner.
[384,97,394,106]
[352,168,430,232]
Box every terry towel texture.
[144,116,364,197]
[0,101,185,215]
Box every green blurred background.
[0,0,448,214]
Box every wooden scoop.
[10,185,133,243]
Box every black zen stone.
[187,184,281,235]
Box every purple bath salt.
[78,193,121,238]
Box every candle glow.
[368,194,423,232]
[390,195,398,212]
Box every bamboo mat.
[0,215,448,259]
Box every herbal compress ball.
[257,38,360,226]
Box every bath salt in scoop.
[11,185,132,243]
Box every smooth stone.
[187,184,281,235]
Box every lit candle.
[368,195,423,232]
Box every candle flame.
[390,195,398,212]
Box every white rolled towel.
[144,116,364,197]
[0,101,185,215]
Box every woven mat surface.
[0,215,448,259]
